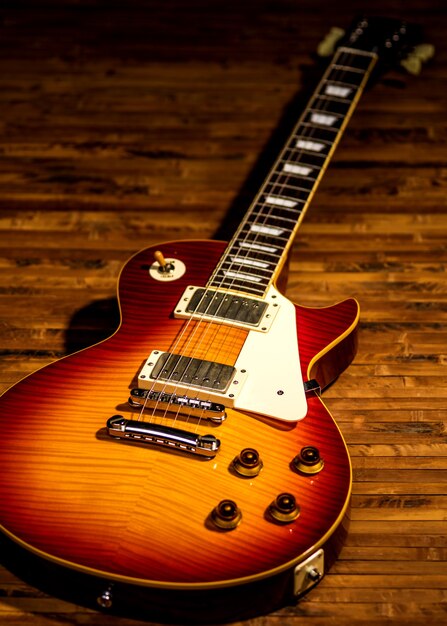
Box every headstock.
[318,16,433,76]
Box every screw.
[277,390,284,395]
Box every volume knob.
[233,448,263,477]
[269,492,300,524]
[293,446,324,475]
[211,499,242,530]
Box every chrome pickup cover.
[174,286,279,332]
[138,351,248,405]
[151,352,235,392]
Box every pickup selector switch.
[211,499,242,530]
[293,446,324,475]
[269,492,300,523]
[233,448,263,477]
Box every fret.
[294,139,327,154]
[323,78,359,90]
[266,173,315,192]
[239,225,290,244]
[308,111,341,128]
[252,203,301,218]
[250,223,288,237]
[264,195,299,208]
[281,148,325,168]
[263,183,309,203]
[331,63,365,74]
[322,84,353,99]
[250,212,299,225]
[311,96,352,116]
[225,243,281,267]
[262,188,308,205]
[297,123,339,141]
[335,47,376,69]
[326,67,367,86]
[223,270,262,283]
[221,259,272,274]
[282,163,313,177]
[263,186,308,205]
[207,45,377,297]
[230,256,271,269]
[210,279,266,297]
[211,267,269,285]
[237,241,280,255]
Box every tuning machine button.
[211,499,242,530]
[401,43,435,75]
[268,493,300,524]
[317,26,345,57]
[293,446,324,475]
[232,448,263,477]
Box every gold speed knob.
[293,446,324,475]
[268,492,300,524]
[211,499,242,530]
[232,448,263,477]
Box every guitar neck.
[208,46,378,297]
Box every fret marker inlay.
[250,224,284,237]
[296,139,326,152]
[265,196,297,208]
[311,112,337,126]
[325,84,352,98]
[283,163,312,176]
[231,256,270,269]
[208,44,376,298]
[239,241,278,254]
[224,270,262,283]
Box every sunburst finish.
[0,240,357,615]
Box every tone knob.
[211,499,242,530]
[233,448,263,477]
[269,492,300,523]
[293,446,324,475]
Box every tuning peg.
[412,43,435,62]
[317,27,345,57]
[400,55,422,75]
[401,43,435,75]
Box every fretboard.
[208,46,377,297]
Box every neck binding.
[207,46,377,297]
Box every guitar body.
[0,240,358,622]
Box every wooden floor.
[0,0,446,624]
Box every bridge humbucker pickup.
[107,416,220,458]
[150,352,235,392]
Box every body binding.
[0,239,358,621]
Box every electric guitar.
[0,17,429,623]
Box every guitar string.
[142,48,370,437]
[135,47,367,430]
[135,47,372,436]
